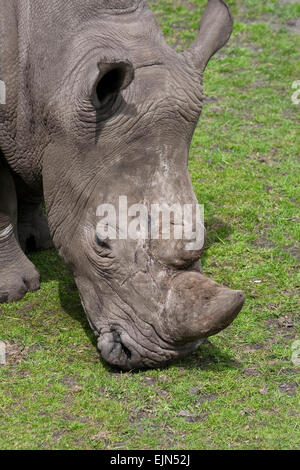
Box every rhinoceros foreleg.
[0,160,40,303]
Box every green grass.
[0,0,299,450]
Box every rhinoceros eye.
[94,233,111,251]
[93,61,134,109]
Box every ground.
[0,0,299,450]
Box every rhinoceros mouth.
[76,268,244,370]
[96,325,205,371]
[97,329,134,369]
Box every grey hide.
[0,0,245,370]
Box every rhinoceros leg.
[0,159,40,303]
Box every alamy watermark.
[292,80,300,105]
[0,80,6,105]
[96,197,205,251]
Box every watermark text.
[96,197,205,251]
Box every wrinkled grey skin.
[0,0,245,370]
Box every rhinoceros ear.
[186,0,233,71]
[93,60,134,108]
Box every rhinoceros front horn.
[165,272,245,343]
[185,0,233,71]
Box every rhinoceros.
[0,0,245,370]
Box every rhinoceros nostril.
[113,331,132,359]
[120,340,132,360]
[97,329,133,368]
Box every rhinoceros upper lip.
[97,328,142,370]
[96,322,203,371]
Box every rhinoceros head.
[39,0,245,369]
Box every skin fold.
[0,0,245,370]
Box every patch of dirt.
[281,18,300,34]
[240,408,255,416]
[252,230,275,251]
[69,385,84,393]
[91,430,113,444]
[243,343,265,353]
[157,374,169,383]
[279,367,300,376]
[254,151,282,167]
[173,0,197,12]
[156,388,170,399]
[98,385,128,401]
[266,315,298,331]
[236,8,300,35]
[61,375,79,387]
[109,442,131,450]
[243,367,262,377]
[39,409,99,428]
[207,105,222,115]
[176,410,208,423]
[15,302,37,317]
[2,341,29,365]
[278,382,298,397]
[277,316,296,329]
[97,385,114,399]
[142,376,158,386]
[281,244,300,262]
[203,96,220,105]
[265,316,298,342]
[61,375,84,393]
[138,376,171,399]
[129,407,155,432]
[52,429,67,440]
[195,394,218,407]
[157,426,187,450]
[237,342,267,358]
[259,386,269,395]
[189,384,204,396]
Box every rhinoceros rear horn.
[186,0,233,71]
